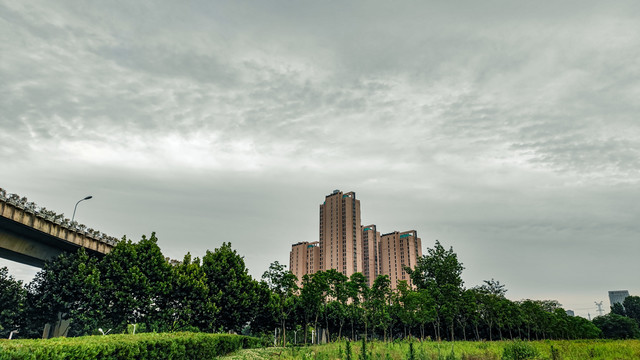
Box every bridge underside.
[0,216,101,268]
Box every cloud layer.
[2,0,640,316]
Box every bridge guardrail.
[0,187,119,248]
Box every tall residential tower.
[289,190,423,289]
[361,224,380,287]
[289,241,320,285]
[378,230,422,289]
[319,190,362,276]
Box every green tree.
[202,242,260,332]
[396,280,418,338]
[325,270,349,339]
[518,300,545,340]
[262,261,298,345]
[406,240,464,341]
[347,272,368,340]
[366,274,392,340]
[414,288,436,340]
[0,267,26,338]
[26,249,104,336]
[567,315,601,339]
[502,298,522,339]
[474,279,508,340]
[100,233,172,332]
[300,271,328,343]
[611,302,626,316]
[247,280,278,335]
[456,288,477,341]
[593,313,640,339]
[623,296,640,325]
[165,253,217,331]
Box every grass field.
[219,339,640,360]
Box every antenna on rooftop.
[595,301,604,317]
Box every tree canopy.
[0,237,624,342]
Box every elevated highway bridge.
[0,192,116,268]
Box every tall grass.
[223,339,640,360]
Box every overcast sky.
[2,1,639,318]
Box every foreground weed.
[360,337,367,360]
[502,340,539,360]
[407,341,415,360]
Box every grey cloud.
[2,0,640,315]
[93,44,240,86]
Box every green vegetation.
[220,339,640,360]
[1,236,276,338]
[0,235,637,344]
[0,332,261,360]
[0,267,26,338]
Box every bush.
[502,340,539,360]
[0,332,261,360]
[593,313,640,339]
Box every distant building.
[289,241,320,285]
[288,190,424,289]
[565,310,575,317]
[609,290,630,307]
[319,190,362,277]
[378,230,422,289]
[361,224,380,287]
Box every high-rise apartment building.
[289,241,320,285]
[361,224,380,287]
[378,230,422,289]
[307,242,320,275]
[319,190,362,277]
[290,241,309,283]
[289,190,423,289]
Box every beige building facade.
[378,230,422,289]
[361,224,380,287]
[288,190,423,289]
[319,190,362,277]
[289,241,320,285]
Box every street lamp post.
[71,195,93,223]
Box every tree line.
[1,235,638,341]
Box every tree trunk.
[365,320,368,341]
[351,319,354,340]
[450,323,454,341]
[282,319,287,346]
[325,317,330,343]
[462,322,467,341]
[313,314,319,345]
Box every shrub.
[0,332,260,360]
[502,340,539,360]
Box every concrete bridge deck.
[0,195,116,267]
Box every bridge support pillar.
[42,313,71,339]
